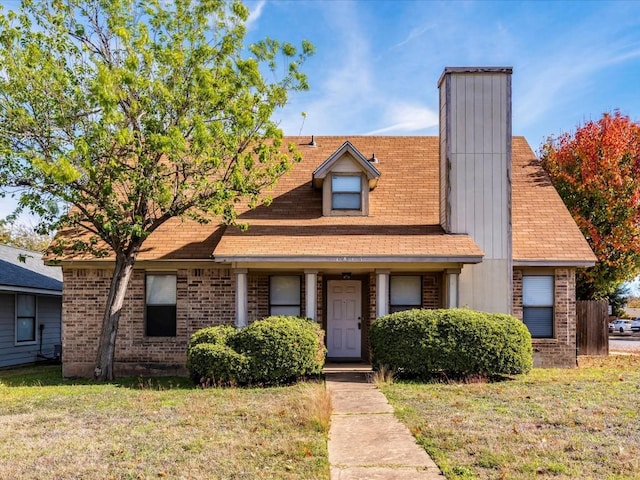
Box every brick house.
[57,67,595,377]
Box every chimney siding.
[439,67,513,314]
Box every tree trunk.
[94,249,139,381]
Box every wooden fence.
[576,300,609,356]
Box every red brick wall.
[63,268,326,376]
[248,273,269,321]
[62,268,109,375]
[422,274,442,309]
[63,267,237,377]
[513,268,577,368]
[65,265,576,375]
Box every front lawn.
[0,365,330,480]
[381,355,640,479]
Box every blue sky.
[2,0,640,222]
[244,0,640,151]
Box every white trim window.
[390,276,422,313]
[522,275,554,338]
[16,294,37,344]
[145,274,177,337]
[332,175,362,210]
[269,275,301,316]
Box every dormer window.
[332,175,362,210]
[312,141,381,218]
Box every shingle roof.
[0,244,62,293]
[52,136,595,265]
[511,138,596,264]
[213,136,481,262]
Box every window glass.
[523,307,554,338]
[522,275,554,338]
[523,276,553,306]
[332,175,361,210]
[332,193,361,210]
[270,306,301,316]
[17,318,35,342]
[332,176,361,192]
[146,274,177,337]
[270,276,301,316]
[16,294,36,342]
[390,276,421,312]
[146,275,177,305]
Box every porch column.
[444,269,460,309]
[234,269,248,328]
[376,269,390,317]
[304,270,318,321]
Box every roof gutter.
[213,254,484,264]
[513,259,596,268]
[0,285,63,296]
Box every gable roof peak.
[312,140,381,189]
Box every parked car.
[609,321,615,333]
[612,319,632,333]
[631,318,640,332]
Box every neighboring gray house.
[0,244,62,368]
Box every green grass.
[0,365,330,480]
[381,355,640,480]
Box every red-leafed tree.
[540,111,640,299]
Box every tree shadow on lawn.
[0,364,194,389]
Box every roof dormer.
[312,141,381,217]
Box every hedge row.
[187,316,326,386]
[370,309,533,378]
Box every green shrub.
[232,316,325,384]
[187,325,236,352]
[186,342,249,386]
[370,309,532,379]
[186,316,326,386]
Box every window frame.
[15,294,38,345]
[145,273,177,337]
[522,274,555,339]
[389,275,423,313]
[331,173,363,212]
[269,275,302,317]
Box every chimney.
[438,67,513,314]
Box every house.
[0,244,62,368]
[56,67,596,377]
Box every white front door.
[327,280,362,358]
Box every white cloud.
[246,0,267,30]
[516,42,640,130]
[365,103,439,135]
[274,2,377,135]
[391,23,434,50]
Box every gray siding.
[0,292,61,368]
[439,68,512,314]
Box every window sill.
[531,337,557,343]
[15,340,38,346]
[138,336,180,344]
[327,209,366,217]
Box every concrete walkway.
[326,372,443,479]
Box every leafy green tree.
[608,283,630,318]
[0,221,53,252]
[0,0,313,380]
[540,111,640,299]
